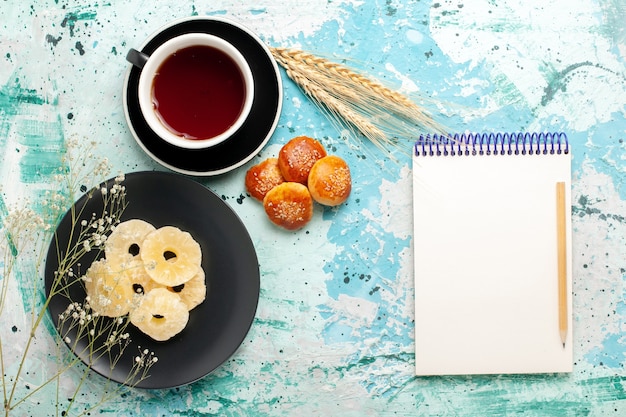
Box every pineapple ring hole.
[128,243,140,256]
[169,284,185,293]
[163,250,177,262]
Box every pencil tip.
[562,342,566,349]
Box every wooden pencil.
[556,181,568,348]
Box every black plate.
[123,16,283,175]
[45,171,260,389]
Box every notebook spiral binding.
[414,132,569,157]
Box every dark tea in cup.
[152,45,246,140]
[128,33,254,150]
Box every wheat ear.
[281,61,394,150]
[271,47,446,150]
[273,48,418,111]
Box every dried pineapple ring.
[105,219,156,265]
[130,287,189,341]
[118,258,164,296]
[83,259,135,317]
[168,267,206,311]
[140,226,202,287]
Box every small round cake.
[245,157,285,201]
[277,136,327,184]
[263,182,314,230]
[307,155,352,206]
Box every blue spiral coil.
[414,132,569,157]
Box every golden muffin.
[245,157,285,201]
[308,155,352,206]
[277,136,327,184]
[263,182,314,230]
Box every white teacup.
[126,33,254,149]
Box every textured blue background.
[0,1,625,415]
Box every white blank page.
[413,141,573,376]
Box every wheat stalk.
[270,47,446,154]
[274,48,420,115]
[275,53,389,148]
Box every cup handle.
[126,48,149,69]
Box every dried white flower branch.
[0,138,155,417]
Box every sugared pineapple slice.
[83,259,135,317]
[167,267,206,311]
[118,257,164,296]
[105,219,156,265]
[140,226,202,287]
[129,287,189,341]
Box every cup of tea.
[126,33,254,149]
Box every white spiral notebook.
[412,132,573,376]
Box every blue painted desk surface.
[1,1,625,416]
